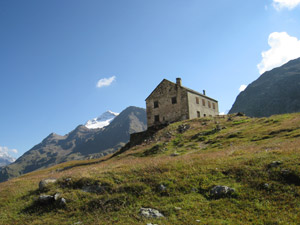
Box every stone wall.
[187,92,219,119]
[146,80,189,127]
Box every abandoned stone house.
[145,78,219,127]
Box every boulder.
[38,195,54,204]
[268,161,282,168]
[60,198,67,206]
[39,178,57,191]
[177,124,190,133]
[210,185,235,198]
[140,208,164,218]
[158,184,167,191]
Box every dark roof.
[145,79,218,102]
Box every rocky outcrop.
[210,185,235,199]
[139,208,164,218]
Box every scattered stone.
[60,198,67,206]
[281,169,290,175]
[196,220,201,222]
[263,183,270,189]
[268,161,282,168]
[177,124,190,133]
[170,152,179,157]
[146,223,158,225]
[174,206,182,210]
[65,178,72,182]
[210,185,235,198]
[191,188,198,192]
[140,208,164,218]
[158,184,167,191]
[39,178,57,191]
[73,222,82,225]
[38,195,54,204]
[54,193,61,201]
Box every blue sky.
[1,0,300,158]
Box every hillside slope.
[0,106,147,183]
[229,57,300,117]
[1,113,300,224]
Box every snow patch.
[85,111,119,129]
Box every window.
[208,101,211,108]
[202,99,205,106]
[154,101,159,108]
[196,97,199,104]
[197,111,200,118]
[172,97,177,104]
[204,114,206,117]
[213,103,215,110]
[154,115,160,122]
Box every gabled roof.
[145,79,173,101]
[145,79,218,102]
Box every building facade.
[145,78,219,127]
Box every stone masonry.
[145,78,219,127]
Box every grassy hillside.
[1,113,300,224]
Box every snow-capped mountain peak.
[85,111,119,129]
[0,150,16,167]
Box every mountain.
[229,57,300,117]
[85,111,119,129]
[0,106,146,182]
[0,155,15,167]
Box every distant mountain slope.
[229,57,300,117]
[0,157,15,167]
[0,106,146,182]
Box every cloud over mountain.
[273,0,300,10]
[257,32,300,74]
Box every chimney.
[176,78,182,86]
[203,90,206,95]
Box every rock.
[146,223,158,225]
[60,198,67,206]
[39,178,57,191]
[38,195,54,204]
[158,184,167,191]
[210,185,235,198]
[174,207,182,210]
[140,208,164,218]
[170,152,179,157]
[54,193,61,201]
[177,124,190,133]
[191,188,198,192]
[263,183,270,189]
[268,161,282,168]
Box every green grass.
[1,113,300,224]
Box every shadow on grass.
[21,199,65,215]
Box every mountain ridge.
[0,106,146,182]
[229,57,300,117]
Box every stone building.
[145,78,219,127]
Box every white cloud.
[96,76,116,88]
[0,146,18,158]
[257,32,300,74]
[273,0,300,10]
[239,84,247,92]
